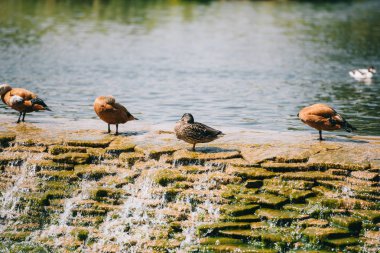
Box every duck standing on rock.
[94,96,138,135]
[349,66,376,80]
[0,83,51,123]
[174,113,224,151]
[298,103,356,141]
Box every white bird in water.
[349,66,376,81]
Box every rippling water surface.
[0,0,379,135]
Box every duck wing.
[113,103,136,121]
[311,104,356,132]
[10,88,37,101]
[184,122,223,142]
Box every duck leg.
[16,112,22,123]
[192,143,196,151]
[115,124,119,136]
[22,112,26,122]
[319,130,323,141]
[108,124,111,134]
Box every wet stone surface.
[0,127,379,252]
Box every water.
[0,0,380,135]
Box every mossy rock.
[90,187,126,200]
[302,227,350,242]
[0,132,16,147]
[66,138,112,148]
[350,210,380,223]
[227,167,276,180]
[207,158,259,168]
[119,152,145,165]
[28,159,74,171]
[72,208,107,216]
[220,204,260,216]
[153,169,187,186]
[330,216,362,232]
[197,222,251,237]
[196,244,277,253]
[324,237,360,247]
[0,231,31,242]
[49,145,87,155]
[146,239,181,250]
[106,141,136,154]
[263,178,314,190]
[239,193,288,208]
[52,152,91,164]
[199,237,243,245]
[75,165,117,180]
[37,170,78,181]
[261,186,314,202]
[256,208,309,224]
[218,229,260,240]
[135,145,178,160]
[173,149,241,164]
[298,218,329,228]
[280,171,344,181]
[261,162,309,172]
[220,214,261,222]
[70,228,89,241]
[319,197,378,210]
[0,154,23,166]
[6,146,47,153]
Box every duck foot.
[319,130,324,141]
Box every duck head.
[368,66,376,73]
[180,113,194,123]
[0,84,12,96]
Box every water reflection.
[0,0,379,135]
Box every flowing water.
[0,0,380,136]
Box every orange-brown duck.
[0,83,51,123]
[94,96,137,135]
[298,103,356,140]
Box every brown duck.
[174,113,224,151]
[94,96,137,135]
[0,83,51,123]
[298,103,356,140]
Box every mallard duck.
[298,103,356,140]
[94,96,138,135]
[174,113,224,151]
[349,66,376,80]
[0,83,51,123]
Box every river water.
[0,0,379,136]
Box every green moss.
[28,160,74,171]
[71,228,89,241]
[330,216,362,231]
[280,172,344,181]
[199,237,243,245]
[119,152,145,165]
[37,170,78,181]
[90,188,126,200]
[75,165,116,180]
[324,237,360,247]
[298,218,329,228]
[263,178,314,190]
[0,231,31,242]
[239,193,288,208]
[256,208,309,224]
[153,169,187,186]
[49,145,87,155]
[0,132,16,147]
[302,227,349,242]
[228,167,276,180]
[173,149,241,164]
[106,142,136,154]
[52,152,90,164]
[197,244,277,253]
[220,214,261,222]
[0,154,23,165]
[197,222,251,237]
[220,204,260,216]
[261,162,309,172]
[66,138,112,148]
[350,210,380,223]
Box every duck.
[298,103,356,141]
[174,113,224,151]
[94,96,138,135]
[0,83,51,123]
[349,66,376,80]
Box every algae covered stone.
[0,132,16,147]
[153,169,187,186]
[52,152,90,164]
